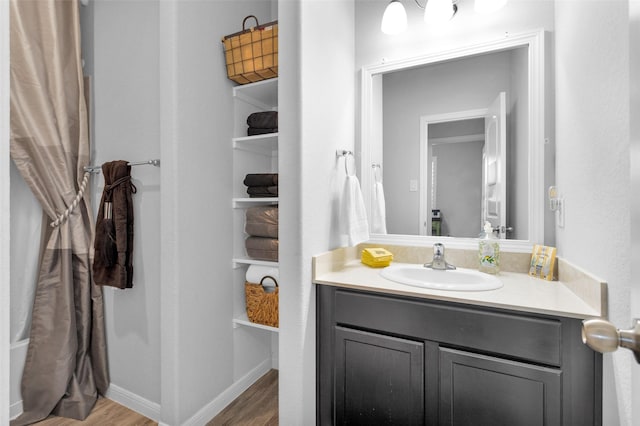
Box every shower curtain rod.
[84,159,160,174]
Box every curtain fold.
[9,0,109,424]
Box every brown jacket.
[93,160,136,289]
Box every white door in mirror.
[482,92,507,238]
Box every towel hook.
[372,163,382,184]
[336,149,356,177]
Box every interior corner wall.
[278,0,355,423]
[160,1,274,424]
[554,2,631,425]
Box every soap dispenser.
[478,221,500,274]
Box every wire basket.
[222,15,278,85]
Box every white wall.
[630,1,640,424]
[1,0,11,423]
[278,0,355,423]
[355,0,555,68]
[555,2,632,425]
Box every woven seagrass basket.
[245,275,278,327]
[222,15,278,85]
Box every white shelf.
[233,197,278,208]
[232,77,279,336]
[233,313,279,333]
[232,78,278,110]
[233,257,279,269]
[233,133,278,155]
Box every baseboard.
[11,359,272,425]
[9,339,29,420]
[182,358,272,426]
[105,383,161,422]
[10,400,23,420]
[10,384,161,423]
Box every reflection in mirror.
[382,48,523,240]
[360,30,545,249]
[428,118,485,238]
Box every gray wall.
[432,139,484,238]
[89,0,162,408]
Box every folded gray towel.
[245,236,279,261]
[247,185,278,197]
[248,127,278,136]
[244,173,278,187]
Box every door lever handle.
[582,318,640,363]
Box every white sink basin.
[379,264,503,291]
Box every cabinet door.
[440,348,561,426]
[335,326,424,425]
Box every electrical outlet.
[409,179,418,192]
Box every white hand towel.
[245,264,279,287]
[341,175,370,246]
[371,181,387,234]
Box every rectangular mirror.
[360,30,546,250]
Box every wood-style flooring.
[31,369,278,426]
[208,369,278,426]
[31,397,156,426]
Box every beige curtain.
[9,0,109,424]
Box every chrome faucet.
[424,243,456,270]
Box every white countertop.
[313,252,605,319]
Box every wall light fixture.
[381,0,508,35]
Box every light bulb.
[381,0,408,35]
[475,0,508,14]
[424,0,456,24]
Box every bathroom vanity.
[314,246,605,426]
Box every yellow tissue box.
[529,244,557,281]
[361,248,393,268]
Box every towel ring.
[336,149,356,177]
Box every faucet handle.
[433,243,444,257]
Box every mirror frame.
[360,29,546,252]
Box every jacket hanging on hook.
[93,160,136,289]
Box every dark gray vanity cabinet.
[334,327,425,424]
[317,285,602,426]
